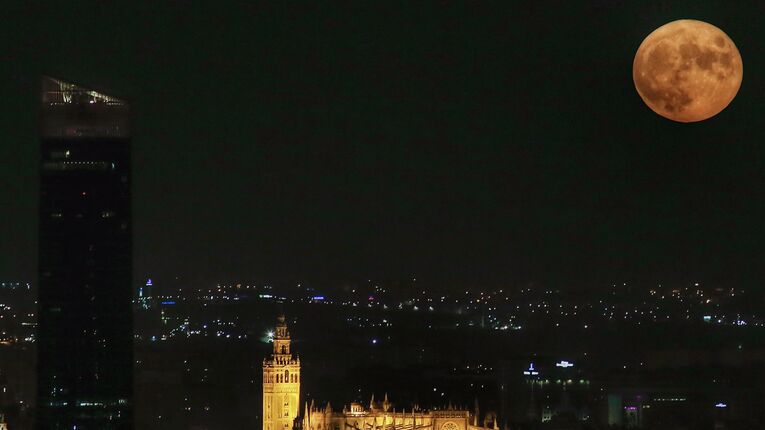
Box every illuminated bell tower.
[263,315,300,430]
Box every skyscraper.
[263,315,300,430]
[37,77,133,429]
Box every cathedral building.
[302,397,500,430]
[263,315,301,430]
[263,316,500,430]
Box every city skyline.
[2,2,765,429]
[1,2,764,290]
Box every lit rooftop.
[40,76,131,138]
[42,76,127,106]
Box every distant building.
[303,399,500,430]
[263,315,500,430]
[37,76,133,429]
[263,315,301,430]
[137,278,154,309]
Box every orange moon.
[633,19,742,122]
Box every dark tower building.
[37,77,133,429]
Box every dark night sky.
[1,1,764,290]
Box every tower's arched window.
[281,345,287,354]
[285,370,289,383]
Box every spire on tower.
[272,314,292,357]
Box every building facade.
[263,315,301,430]
[37,77,133,429]
[302,398,499,430]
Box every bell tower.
[263,315,300,430]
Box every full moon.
[633,19,742,122]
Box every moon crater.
[633,20,742,122]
